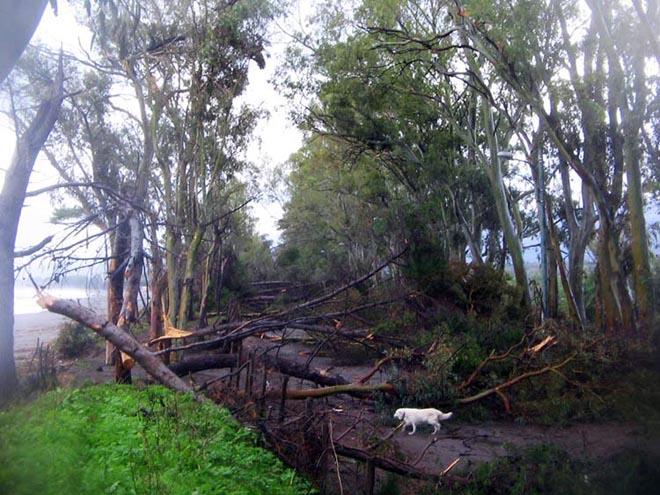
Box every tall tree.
[0,56,63,401]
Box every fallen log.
[262,353,350,387]
[37,295,193,394]
[168,354,237,376]
[333,443,466,484]
[284,382,396,400]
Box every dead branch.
[333,443,467,484]
[37,295,193,394]
[441,458,461,476]
[168,354,237,376]
[458,334,526,391]
[412,437,438,466]
[457,354,576,406]
[328,422,345,495]
[13,235,53,257]
[262,353,350,387]
[357,357,393,384]
[368,422,405,450]
[333,409,366,443]
[283,382,396,400]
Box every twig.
[357,356,393,384]
[368,422,405,450]
[328,421,344,495]
[441,458,461,476]
[412,436,438,466]
[333,408,366,443]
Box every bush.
[441,445,660,495]
[0,385,312,495]
[54,321,99,358]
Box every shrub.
[442,445,660,495]
[0,385,312,495]
[53,321,99,358]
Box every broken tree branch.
[457,354,576,406]
[283,382,396,400]
[333,443,466,484]
[168,354,237,376]
[37,295,193,394]
[262,352,350,387]
[13,235,54,257]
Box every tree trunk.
[624,51,653,338]
[482,100,530,306]
[0,59,63,402]
[178,226,204,325]
[114,211,144,382]
[148,217,165,342]
[105,217,129,365]
[37,295,193,394]
[169,354,237,375]
[0,0,49,83]
[198,230,221,328]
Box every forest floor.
[41,330,660,486]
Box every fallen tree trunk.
[284,382,396,400]
[37,295,193,394]
[169,354,237,376]
[262,353,350,387]
[333,443,465,484]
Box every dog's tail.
[437,411,453,421]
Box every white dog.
[393,408,453,435]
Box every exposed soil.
[20,323,659,491]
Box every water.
[14,287,104,315]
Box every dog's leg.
[409,422,416,435]
[431,421,440,435]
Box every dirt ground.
[23,325,658,491]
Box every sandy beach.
[13,290,106,364]
[14,311,69,363]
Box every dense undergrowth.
[363,258,660,427]
[371,445,660,495]
[0,385,312,495]
[438,444,660,495]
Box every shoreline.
[14,296,106,363]
[14,311,68,363]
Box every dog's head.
[393,409,405,420]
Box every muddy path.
[49,327,659,487]
[238,332,658,477]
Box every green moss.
[0,385,312,495]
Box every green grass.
[0,385,312,495]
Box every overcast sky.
[0,1,304,257]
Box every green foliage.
[50,206,85,222]
[440,445,660,495]
[54,321,100,359]
[0,385,312,495]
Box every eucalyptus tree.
[0,0,53,83]
[452,0,655,337]
[143,0,274,326]
[0,56,64,401]
[11,0,275,380]
[280,0,530,298]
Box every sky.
[2,1,658,276]
[0,1,304,257]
